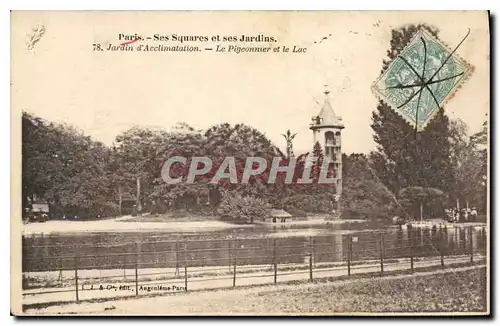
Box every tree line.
[22,106,486,223]
[22,114,341,222]
[21,24,488,223]
[368,24,488,219]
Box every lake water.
[22,221,488,272]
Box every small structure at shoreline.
[267,209,292,223]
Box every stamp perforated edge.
[371,28,475,131]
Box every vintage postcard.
[10,11,490,316]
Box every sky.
[11,11,490,155]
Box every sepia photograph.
[10,10,490,316]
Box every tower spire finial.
[324,84,330,95]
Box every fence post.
[58,243,63,286]
[483,227,487,255]
[184,265,188,292]
[273,238,277,284]
[309,236,313,281]
[183,242,188,271]
[175,241,179,276]
[410,229,414,273]
[135,242,139,297]
[74,256,79,303]
[123,254,127,279]
[469,226,474,263]
[380,233,385,275]
[311,236,316,268]
[135,257,139,296]
[228,241,232,272]
[233,240,237,287]
[347,235,352,276]
[439,227,445,268]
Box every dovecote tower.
[309,89,345,210]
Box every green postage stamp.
[372,29,473,131]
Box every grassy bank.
[253,267,488,313]
[163,266,488,314]
[152,266,487,314]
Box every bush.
[171,210,190,218]
[153,199,169,214]
[93,202,121,218]
[398,186,446,219]
[281,194,334,213]
[284,207,307,218]
[216,192,271,224]
[341,179,399,221]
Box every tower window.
[325,131,335,146]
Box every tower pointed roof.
[310,90,344,130]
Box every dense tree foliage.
[341,154,402,221]
[22,111,340,219]
[370,24,454,197]
[398,186,446,220]
[22,112,116,217]
[369,24,487,219]
[216,191,271,224]
[448,119,488,212]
